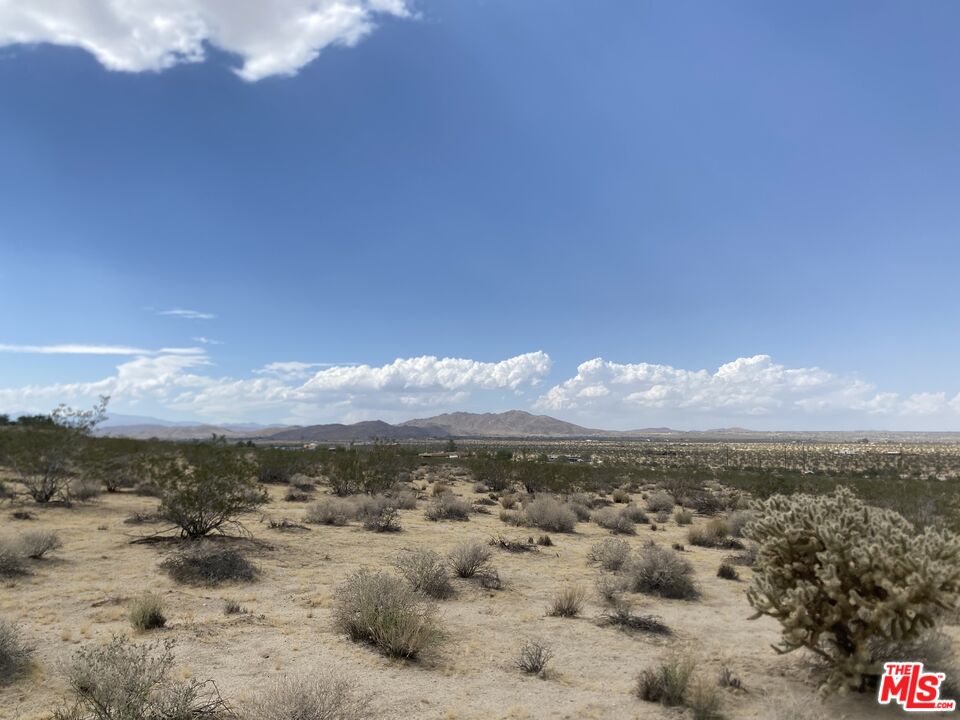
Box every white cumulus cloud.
[535,354,960,430]
[0,0,413,81]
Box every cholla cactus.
[743,486,960,693]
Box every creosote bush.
[627,544,699,600]
[744,486,960,692]
[0,617,33,682]
[241,673,373,720]
[160,542,257,585]
[394,548,453,599]
[333,569,444,659]
[129,594,166,631]
[547,585,587,617]
[148,446,268,539]
[54,636,226,720]
[516,639,553,676]
[587,538,631,572]
[447,541,492,578]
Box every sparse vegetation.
[242,673,373,720]
[394,548,453,599]
[424,493,471,521]
[305,496,355,525]
[646,491,676,513]
[627,544,699,600]
[587,537,631,571]
[447,541,492,578]
[333,569,444,659]
[547,585,587,617]
[129,594,166,631]
[515,639,553,676]
[17,530,62,559]
[55,636,226,719]
[0,617,33,681]
[521,496,577,533]
[717,562,739,580]
[0,538,26,576]
[635,654,694,706]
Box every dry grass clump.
[521,497,577,533]
[241,673,373,720]
[447,541,492,578]
[515,639,553,676]
[489,534,536,553]
[627,544,699,600]
[304,497,355,526]
[128,594,166,631]
[600,598,670,634]
[56,636,226,720]
[394,548,453,599]
[591,507,636,535]
[223,599,245,615]
[18,529,63,559]
[499,494,518,509]
[688,518,741,549]
[646,491,676,513]
[547,585,587,617]
[587,538,631,571]
[0,617,33,682]
[612,488,630,503]
[389,489,419,510]
[620,504,649,523]
[333,569,444,659]
[160,542,257,585]
[566,500,592,521]
[686,676,724,720]
[726,510,753,537]
[595,574,629,606]
[635,654,694,706]
[717,562,739,580]
[674,508,694,525]
[424,493,471,521]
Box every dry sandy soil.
[0,468,941,720]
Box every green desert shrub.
[304,497,355,526]
[587,538,631,572]
[160,542,257,585]
[17,529,62,559]
[547,585,587,617]
[0,618,33,682]
[591,507,636,535]
[522,497,577,533]
[149,446,268,539]
[333,569,444,659]
[241,673,373,720]
[129,594,166,631]
[744,486,960,692]
[627,544,699,600]
[447,541,492,578]
[54,636,226,719]
[646,491,675,513]
[394,549,453,599]
[424,494,471,521]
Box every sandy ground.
[0,473,939,720]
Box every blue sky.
[1,0,959,430]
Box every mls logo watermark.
[878,662,956,712]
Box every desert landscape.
[2,410,958,720]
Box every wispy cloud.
[158,309,216,320]
[192,336,223,345]
[0,343,203,357]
